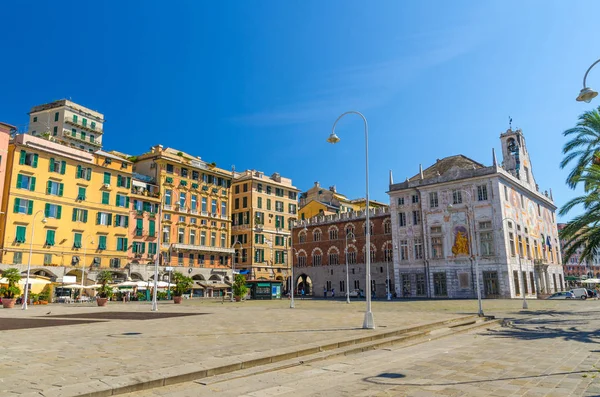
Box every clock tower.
[500,128,537,191]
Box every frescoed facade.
[388,128,564,299]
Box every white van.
[570,288,589,300]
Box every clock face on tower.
[507,138,518,153]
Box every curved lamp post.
[22,210,47,310]
[81,235,95,291]
[152,200,164,312]
[447,189,483,317]
[501,217,528,310]
[231,239,243,302]
[345,231,356,304]
[576,59,600,103]
[290,247,298,308]
[328,111,374,329]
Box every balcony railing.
[62,129,102,146]
[171,243,235,254]
[64,117,103,134]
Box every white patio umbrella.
[582,278,600,284]
[62,284,86,289]
[0,277,51,285]
[114,281,140,287]
[155,281,176,288]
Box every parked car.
[347,289,363,298]
[586,289,597,298]
[570,288,589,300]
[547,291,575,300]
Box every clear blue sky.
[1,1,598,221]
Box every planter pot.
[96,298,109,307]
[173,296,183,304]
[2,298,16,308]
[39,300,48,305]
[235,296,242,302]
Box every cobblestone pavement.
[124,300,600,397]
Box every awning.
[198,282,230,289]
[565,276,579,281]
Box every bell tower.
[500,128,537,190]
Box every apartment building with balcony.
[28,99,104,152]
[0,134,132,282]
[133,145,234,284]
[231,170,299,282]
[128,173,161,267]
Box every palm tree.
[96,270,113,299]
[560,106,600,188]
[559,165,600,264]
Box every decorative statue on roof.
[452,228,470,256]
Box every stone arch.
[297,249,307,256]
[31,268,59,279]
[311,247,323,256]
[312,227,323,241]
[297,273,313,295]
[344,223,355,236]
[298,229,307,243]
[192,274,206,281]
[361,243,377,253]
[327,246,340,255]
[361,220,374,235]
[382,218,392,233]
[380,240,393,252]
[130,272,144,281]
[209,274,222,282]
[328,225,339,240]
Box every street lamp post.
[152,200,164,312]
[448,189,483,317]
[576,58,600,103]
[328,111,374,329]
[501,217,529,310]
[22,210,47,310]
[386,248,391,301]
[231,239,242,302]
[345,231,356,304]
[289,223,296,309]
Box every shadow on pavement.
[363,369,598,386]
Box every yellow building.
[231,170,299,282]
[0,134,133,281]
[133,145,234,290]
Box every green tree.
[561,106,600,188]
[0,268,21,298]
[96,270,114,298]
[232,274,248,299]
[172,272,193,297]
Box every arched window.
[329,252,338,265]
[329,227,338,240]
[299,231,306,243]
[313,253,322,266]
[313,228,322,242]
[347,248,357,264]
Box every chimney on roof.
[389,170,393,185]
[419,164,424,180]
[329,185,336,193]
[314,181,320,187]
[152,144,163,154]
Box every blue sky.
[1,1,599,221]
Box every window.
[412,194,419,203]
[117,175,131,188]
[275,201,284,212]
[400,240,408,260]
[48,158,66,174]
[201,197,207,213]
[73,233,82,248]
[77,186,86,201]
[429,192,438,208]
[266,186,272,195]
[244,183,248,193]
[13,198,33,215]
[44,203,62,219]
[180,167,188,178]
[329,252,339,265]
[177,228,185,244]
[163,227,170,244]
[76,165,92,180]
[19,150,38,168]
[397,197,404,206]
[71,128,77,137]
[477,185,488,201]
[44,254,53,265]
[384,221,391,234]
[520,194,524,208]
[148,242,157,255]
[431,236,443,259]
[46,180,64,196]
[509,232,516,256]
[115,194,129,208]
[116,237,128,252]
[45,230,56,246]
[275,187,284,197]
[166,164,174,174]
[266,199,271,210]
[299,232,306,243]
[211,199,217,214]
[347,249,356,264]
[211,232,216,247]
[313,253,322,266]
[384,245,393,261]
[81,131,86,140]
[221,233,226,248]
[221,201,227,216]
[398,212,406,227]
[504,185,508,201]
[329,228,338,240]
[33,116,37,122]
[314,230,321,242]
[54,112,59,122]
[13,252,22,264]
[90,135,95,143]
[98,235,107,250]
[452,190,463,204]
[518,235,524,257]
[53,126,58,136]
[413,211,421,225]
[433,272,447,296]
[17,174,36,191]
[135,219,143,236]
[243,197,248,208]
[102,191,110,205]
[414,238,423,259]
[513,270,520,295]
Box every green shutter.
[44,203,50,218]
[76,165,82,179]
[117,175,121,187]
[60,161,66,175]
[255,234,258,244]
[86,168,91,181]
[141,242,145,254]
[104,172,110,184]
[124,217,129,227]
[115,194,119,206]
[13,198,20,213]
[50,230,55,245]
[19,150,26,165]
[108,213,112,226]
[125,196,130,208]
[49,158,55,172]
[83,210,88,223]
[149,220,155,236]
[102,191,109,204]
[78,187,85,200]
[32,154,38,168]
[96,212,101,225]
[59,183,64,197]
[72,209,77,222]
[27,200,33,215]
[126,177,131,188]
[124,238,128,251]
[56,206,62,219]
[16,174,22,189]
[46,181,52,194]
[30,177,36,191]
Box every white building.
[388,128,564,299]
[28,99,104,152]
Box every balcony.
[62,129,102,147]
[171,243,235,254]
[189,209,198,215]
[131,185,160,198]
[65,117,104,134]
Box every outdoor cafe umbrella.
[0,277,51,286]
[582,278,600,284]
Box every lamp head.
[577,87,598,103]
[41,218,47,224]
[326,132,340,144]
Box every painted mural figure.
[452,231,470,256]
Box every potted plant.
[96,270,113,306]
[172,272,193,304]
[232,274,248,302]
[0,268,22,308]
[38,284,52,304]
